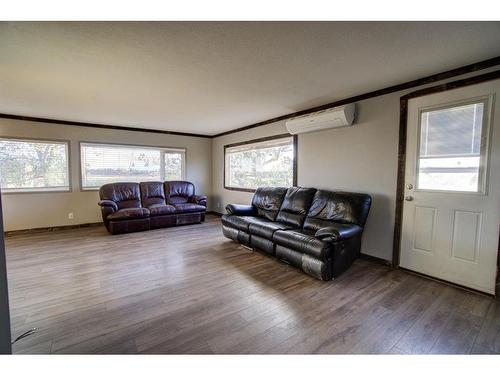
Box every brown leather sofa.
[98,181,207,234]
[222,187,371,280]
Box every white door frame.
[393,70,500,296]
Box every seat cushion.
[107,207,150,221]
[248,221,296,240]
[273,229,330,259]
[172,203,206,213]
[221,215,268,232]
[148,204,176,216]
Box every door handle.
[405,196,414,201]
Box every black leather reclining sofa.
[221,187,371,280]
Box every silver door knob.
[405,196,414,201]
[406,184,413,190]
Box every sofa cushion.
[273,229,330,259]
[221,215,267,232]
[173,203,206,213]
[276,187,317,227]
[304,190,372,232]
[165,181,195,204]
[107,207,150,221]
[148,203,176,216]
[251,187,288,221]
[140,181,166,207]
[99,182,142,210]
[248,221,296,240]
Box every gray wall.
[0,193,12,354]
[0,119,213,231]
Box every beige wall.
[0,119,212,231]
[211,94,399,261]
[2,68,498,260]
[211,68,500,261]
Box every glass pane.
[417,102,485,192]
[81,144,161,188]
[0,139,69,191]
[226,137,294,189]
[164,152,183,180]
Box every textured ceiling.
[1,22,500,135]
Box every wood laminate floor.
[5,215,500,354]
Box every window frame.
[79,141,186,191]
[223,133,298,193]
[415,95,493,195]
[0,136,72,194]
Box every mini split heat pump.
[285,103,356,135]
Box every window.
[224,135,296,191]
[0,138,70,193]
[417,99,490,192]
[80,142,185,190]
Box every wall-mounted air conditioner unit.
[285,103,356,135]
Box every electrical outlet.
[217,202,221,208]
[68,212,74,220]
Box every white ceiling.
[1,22,500,136]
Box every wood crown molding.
[0,113,213,139]
[0,56,499,139]
[212,55,500,138]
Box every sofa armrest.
[190,195,207,207]
[315,223,363,241]
[225,204,255,216]
[98,200,118,212]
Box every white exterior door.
[400,79,500,294]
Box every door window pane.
[417,101,486,192]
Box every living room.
[1,1,499,373]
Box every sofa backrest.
[99,182,142,210]
[165,181,195,204]
[140,181,166,207]
[303,190,372,232]
[276,187,317,227]
[251,187,288,221]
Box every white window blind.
[0,138,70,193]
[225,136,294,190]
[80,143,185,189]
